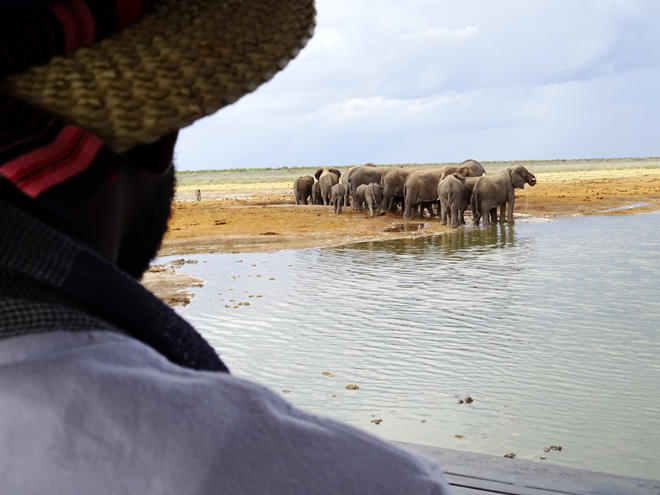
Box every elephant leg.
[439,199,447,225]
[482,206,491,226]
[384,197,392,214]
[471,200,480,225]
[403,203,413,220]
[487,207,497,224]
[451,206,459,229]
[498,203,506,223]
[506,197,515,223]
[377,195,387,215]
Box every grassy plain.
[174,157,660,192]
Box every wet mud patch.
[142,259,204,307]
[383,223,427,232]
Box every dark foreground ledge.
[400,442,660,495]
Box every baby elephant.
[364,182,383,218]
[438,173,470,228]
[353,184,368,212]
[330,183,346,214]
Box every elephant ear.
[510,167,525,189]
[329,167,342,179]
[314,168,325,180]
[453,173,467,183]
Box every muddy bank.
[159,168,660,256]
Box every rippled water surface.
[162,211,660,480]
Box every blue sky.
[175,0,660,171]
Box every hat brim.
[0,0,315,152]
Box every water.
[161,211,660,480]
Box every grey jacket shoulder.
[0,330,452,495]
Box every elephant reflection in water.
[432,224,517,255]
[346,224,516,256]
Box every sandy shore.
[143,165,660,305]
[160,167,660,255]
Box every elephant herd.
[292,159,537,227]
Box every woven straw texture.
[0,0,315,152]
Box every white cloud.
[175,1,660,170]
[400,26,479,42]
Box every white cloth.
[0,330,451,495]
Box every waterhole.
[600,202,649,212]
[162,210,660,481]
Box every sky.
[175,0,660,171]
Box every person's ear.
[124,131,179,175]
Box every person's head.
[0,0,315,277]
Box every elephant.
[347,163,389,211]
[439,171,479,225]
[314,167,342,205]
[364,182,383,218]
[340,167,355,207]
[311,181,322,205]
[460,176,480,222]
[438,173,471,228]
[330,183,346,214]
[459,159,486,177]
[403,166,475,220]
[293,175,314,205]
[353,184,368,212]
[378,167,413,215]
[471,165,537,226]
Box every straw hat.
[0,0,315,153]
